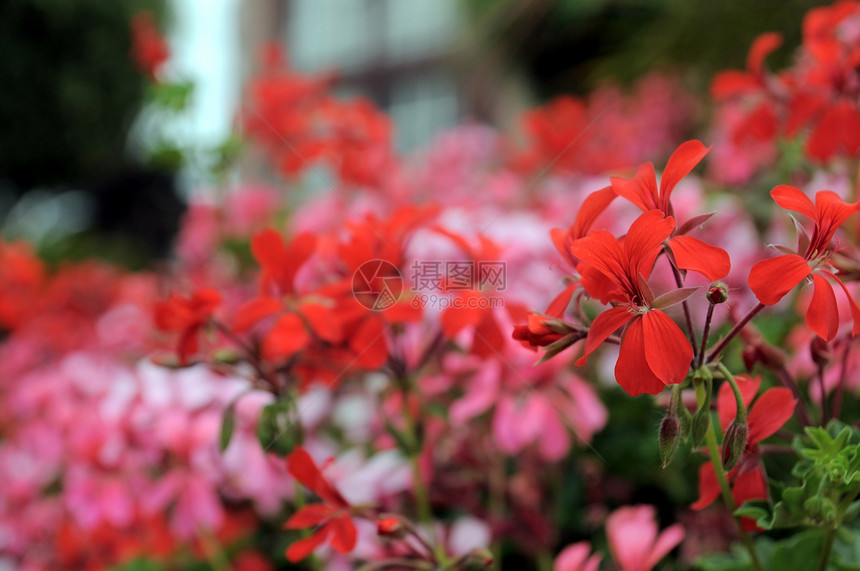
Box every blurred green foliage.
[0,0,165,189]
[464,0,832,98]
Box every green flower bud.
[691,408,710,448]
[722,420,748,471]
[659,414,681,468]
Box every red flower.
[284,447,357,562]
[571,210,694,396]
[154,287,221,364]
[610,140,731,282]
[748,185,860,341]
[130,12,169,80]
[692,375,796,531]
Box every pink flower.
[554,541,602,571]
[606,505,684,571]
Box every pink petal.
[644,523,685,570]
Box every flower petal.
[823,270,860,336]
[575,307,633,367]
[611,163,660,213]
[615,317,668,396]
[262,313,310,360]
[771,185,816,219]
[328,513,358,554]
[285,504,335,529]
[748,387,797,444]
[644,523,685,571]
[691,462,721,510]
[233,296,282,332]
[807,273,839,341]
[668,236,731,281]
[659,140,710,208]
[570,185,617,239]
[285,527,328,562]
[641,310,693,386]
[748,254,811,306]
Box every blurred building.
[241,0,465,151]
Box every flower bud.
[707,282,729,304]
[691,408,710,448]
[376,516,406,539]
[810,336,831,367]
[462,547,494,569]
[659,414,681,468]
[722,420,748,471]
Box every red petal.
[747,32,782,74]
[623,210,676,279]
[286,447,349,508]
[575,307,633,367]
[285,504,335,529]
[611,163,660,213]
[711,71,760,99]
[824,270,860,336]
[641,310,693,386]
[659,140,710,209]
[747,387,797,444]
[350,317,388,369]
[668,235,731,281]
[233,296,282,332]
[328,514,358,554]
[285,528,328,562]
[262,313,310,360]
[771,185,815,219]
[814,191,860,244]
[732,466,768,532]
[570,186,617,238]
[691,462,721,510]
[546,282,577,317]
[807,273,839,341]
[300,301,342,343]
[614,317,668,396]
[748,254,811,305]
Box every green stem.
[817,527,836,571]
[697,303,715,369]
[400,379,448,567]
[717,363,746,424]
[696,382,764,571]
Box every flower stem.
[717,363,746,424]
[670,260,699,362]
[706,303,765,364]
[697,303,715,369]
[696,382,764,571]
[817,527,836,571]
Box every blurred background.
[0,0,830,269]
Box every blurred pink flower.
[554,541,601,571]
[606,505,684,571]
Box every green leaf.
[219,401,236,453]
[256,401,298,456]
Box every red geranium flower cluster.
[713,0,860,165]
[242,44,393,188]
